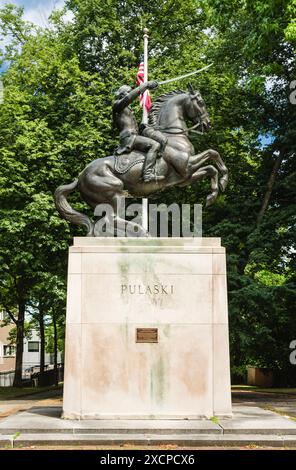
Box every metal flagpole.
[143,27,149,125]
[142,27,149,233]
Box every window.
[3,345,15,357]
[28,341,40,352]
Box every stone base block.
[63,238,232,419]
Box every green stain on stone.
[151,356,166,404]
[163,324,170,337]
[118,258,129,276]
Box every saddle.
[114,151,145,174]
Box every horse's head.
[148,87,211,135]
[186,83,211,132]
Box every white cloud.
[1,0,73,28]
[0,0,73,69]
[25,0,74,27]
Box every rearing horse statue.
[54,84,228,236]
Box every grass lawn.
[232,385,296,394]
[0,384,63,401]
[1,383,295,401]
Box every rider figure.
[113,80,167,183]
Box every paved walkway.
[0,389,295,448]
[0,389,62,420]
[232,390,296,419]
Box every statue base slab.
[63,237,232,419]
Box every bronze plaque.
[136,328,158,343]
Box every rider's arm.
[115,84,147,112]
[115,81,158,112]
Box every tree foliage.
[0,0,295,384]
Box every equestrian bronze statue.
[54,82,228,236]
[113,80,167,183]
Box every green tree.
[0,0,295,386]
[201,0,296,380]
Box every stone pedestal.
[63,238,232,419]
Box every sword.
[158,63,213,86]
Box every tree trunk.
[257,151,283,225]
[13,302,25,387]
[38,307,45,387]
[53,314,58,386]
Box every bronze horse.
[54,86,228,236]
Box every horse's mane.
[148,89,185,126]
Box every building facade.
[0,312,15,373]
[0,311,62,375]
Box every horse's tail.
[54,179,94,236]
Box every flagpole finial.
[143,27,149,36]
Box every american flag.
[136,58,151,113]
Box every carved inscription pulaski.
[121,284,174,295]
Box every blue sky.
[1,0,66,27]
[259,133,274,148]
[0,1,69,71]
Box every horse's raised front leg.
[179,164,219,207]
[189,149,228,192]
[193,165,219,206]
